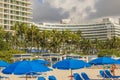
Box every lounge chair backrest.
[37,77,46,80]
[73,73,82,80]
[99,70,109,78]
[81,72,90,80]
[48,75,57,80]
[105,70,113,77]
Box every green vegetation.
[0,52,12,63]
[1,22,120,62]
[98,49,120,57]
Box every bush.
[98,49,120,57]
[4,49,26,54]
[0,50,26,63]
[0,40,9,51]
[0,51,13,63]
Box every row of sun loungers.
[100,70,120,79]
[73,70,120,80]
[37,73,90,80]
[37,75,56,80]
[73,72,90,80]
[37,70,120,80]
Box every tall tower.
[0,0,32,30]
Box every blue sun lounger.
[73,73,82,80]
[48,75,57,80]
[99,70,110,78]
[105,70,120,78]
[0,76,9,80]
[81,72,90,80]
[37,77,46,80]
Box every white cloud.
[31,0,120,23]
[45,0,96,23]
[87,0,120,20]
[31,0,97,23]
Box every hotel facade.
[0,0,32,30]
[35,18,120,40]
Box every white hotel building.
[35,18,120,40]
[0,0,32,30]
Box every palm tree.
[0,27,5,39]
[49,30,62,53]
[27,25,39,52]
[4,31,13,49]
[80,38,93,55]
[60,30,71,54]
[31,26,41,51]
[17,23,29,51]
[75,30,82,53]
[40,30,51,53]
[11,22,19,49]
[110,37,120,49]
[34,29,42,50]
[70,32,81,53]
[0,27,9,50]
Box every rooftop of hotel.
[36,17,120,25]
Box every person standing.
[110,64,117,76]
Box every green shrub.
[98,49,120,57]
[0,51,13,63]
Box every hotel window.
[16,11,19,15]
[16,6,19,10]
[4,0,8,2]
[4,20,9,24]
[10,0,12,2]
[16,16,19,20]
[4,26,8,30]
[22,17,23,20]
[10,16,13,19]
[16,1,19,5]
[10,10,12,14]
[0,3,2,7]
[4,9,9,13]
[0,20,2,23]
[10,5,14,9]
[4,4,8,8]
[4,15,9,19]
[10,21,14,24]
[0,9,2,12]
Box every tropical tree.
[11,22,19,49]
[109,37,120,49]
[0,52,13,63]
[0,27,9,50]
[4,31,13,49]
[17,23,29,51]
[98,49,120,57]
[60,30,71,54]
[80,38,93,55]
[26,25,39,51]
[0,27,5,39]
[39,30,51,53]
[49,30,62,53]
[70,32,81,53]
[34,29,41,50]
[75,30,82,51]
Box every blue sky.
[31,0,120,23]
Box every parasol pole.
[26,75,27,80]
[70,69,73,80]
